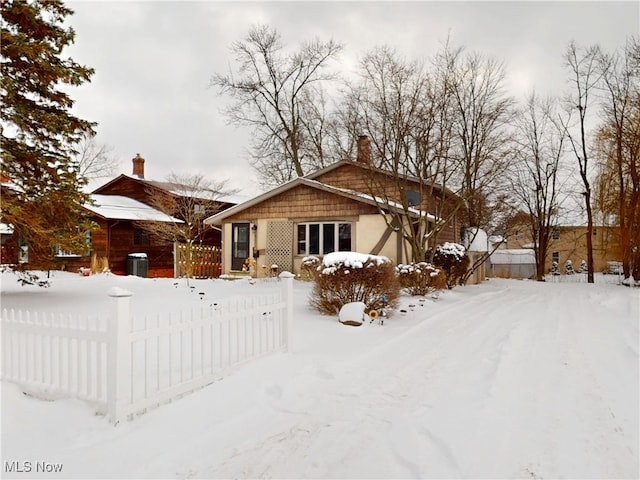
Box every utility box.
[126,253,148,277]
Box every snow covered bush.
[302,252,399,315]
[432,242,470,289]
[565,259,575,275]
[579,259,587,273]
[550,261,560,275]
[396,262,446,296]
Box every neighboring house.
[502,220,623,274]
[92,154,238,247]
[57,194,183,277]
[83,154,240,277]
[2,155,238,277]
[204,136,463,279]
[0,189,178,275]
[547,224,622,273]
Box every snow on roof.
[490,249,536,265]
[217,192,251,205]
[463,227,488,252]
[86,194,183,223]
[96,174,243,205]
[315,181,439,221]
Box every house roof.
[86,194,183,223]
[92,174,242,205]
[306,159,457,197]
[204,176,438,225]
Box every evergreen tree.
[1,0,95,267]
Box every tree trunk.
[585,191,595,283]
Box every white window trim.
[296,221,352,256]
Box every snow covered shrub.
[432,242,470,288]
[303,252,399,315]
[396,262,446,296]
[579,259,587,273]
[550,261,560,275]
[564,259,575,275]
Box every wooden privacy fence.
[174,243,222,279]
[1,273,295,424]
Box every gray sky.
[65,1,639,195]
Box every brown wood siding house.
[91,154,231,247]
[3,155,234,277]
[56,194,183,277]
[205,137,463,278]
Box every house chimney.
[356,135,371,164]
[132,153,145,179]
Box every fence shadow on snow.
[1,273,295,424]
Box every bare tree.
[211,24,343,187]
[437,43,515,283]
[444,44,515,233]
[595,37,640,279]
[345,46,458,263]
[74,132,121,181]
[509,92,568,281]
[137,173,237,281]
[558,41,604,283]
[342,43,513,275]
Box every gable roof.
[92,174,242,205]
[306,159,457,198]
[204,176,438,225]
[86,194,183,223]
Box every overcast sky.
[65,1,639,195]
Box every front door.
[231,223,250,271]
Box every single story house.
[204,136,463,278]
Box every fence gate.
[174,243,221,278]
[265,221,293,274]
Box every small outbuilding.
[488,249,536,279]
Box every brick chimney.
[356,135,371,164]
[132,153,145,179]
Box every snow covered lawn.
[1,272,638,479]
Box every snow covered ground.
[1,271,638,479]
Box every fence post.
[279,271,295,353]
[107,287,133,425]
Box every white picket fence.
[1,273,295,424]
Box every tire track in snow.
[204,283,528,478]
[198,281,638,479]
